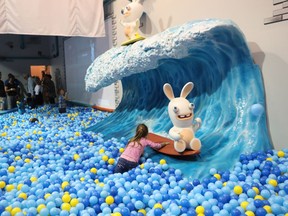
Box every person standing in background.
[0,72,7,110]
[24,74,35,97]
[5,75,19,109]
[34,77,43,106]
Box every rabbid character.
[163,82,202,153]
[120,0,144,41]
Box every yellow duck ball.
[105,195,114,205]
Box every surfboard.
[147,133,200,156]
[121,36,145,46]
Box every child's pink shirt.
[120,138,162,163]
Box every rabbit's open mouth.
[177,113,192,120]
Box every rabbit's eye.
[189,103,195,110]
[126,6,131,11]
[173,106,179,113]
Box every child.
[58,88,67,113]
[114,124,169,173]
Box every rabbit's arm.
[169,128,181,141]
[192,117,202,132]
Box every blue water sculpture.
[85,19,273,179]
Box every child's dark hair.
[129,124,148,145]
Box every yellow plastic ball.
[8,166,15,173]
[240,201,249,210]
[44,193,51,199]
[234,185,243,195]
[62,194,71,203]
[73,154,80,160]
[61,181,69,190]
[106,195,114,205]
[70,198,79,207]
[15,156,21,161]
[154,203,163,209]
[159,159,166,165]
[263,205,272,213]
[108,158,115,165]
[138,209,146,215]
[112,213,122,216]
[0,181,6,189]
[80,177,85,181]
[37,204,46,213]
[18,193,27,200]
[195,206,205,214]
[5,206,12,212]
[6,184,14,192]
[17,184,23,191]
[11,207,21,216]
[24,158,31,163]
[245,210,255,216]
[99,148,105,154]
[119,148,124,153]
[26,144,31,149]
[61,203,71,211]
[268,179,278,187]
[252,187,259,194]
[214,173,221,180]
[102,155,109,161]
[277,150,285,157]
[90,168,97,174]
[266,157,273,161]
[254,195,264,200]
[30,176,37,182]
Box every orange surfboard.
[147,133,200,156]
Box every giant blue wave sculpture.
[85,19,272,179]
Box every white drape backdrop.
[0,0,105,37]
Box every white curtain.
[0,0,105,37]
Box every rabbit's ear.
[163,83,175,100]
[180,82,194,98]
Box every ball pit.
[0,105,288,216]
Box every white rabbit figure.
[120,0,144,40]
[163,82,202,153]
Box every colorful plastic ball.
[268,179,278,187]
[61,203,71,211]
[105,196,114,205]
[0,181,6,189]
[18,193,27,200]
[154,208,163,216]
[277,150,285,157]
[102,155,109,162]
[159,159,166,165]
[73,154,80,160]
[8,166,15,173]
[6,184,14,192]
[250,104,264,117]
[195,206,205,214]
[62,194,71,203]
[108,158,115,165]
[90,168,97,174]
[245,210,255,216]
[37,204,46,213]
[233,185,243,195]
[70,198,79,207]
